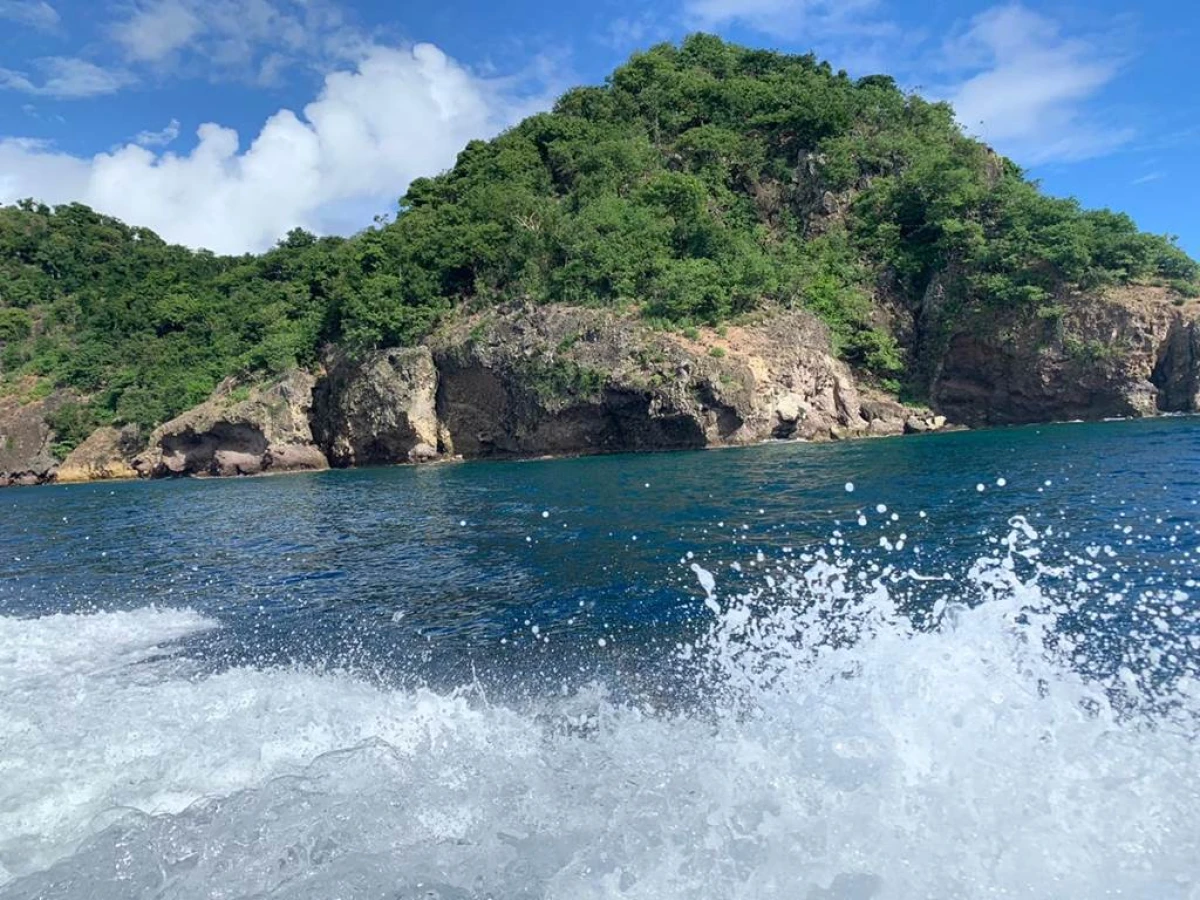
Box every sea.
[1,417,1198,899]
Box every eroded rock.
[56,425,141,483]
[424,304,927,459]
[311,347,441,467]
[0,392,70,487]
[134,371,328,478]
[927,286,1200,426]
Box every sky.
[1,0,1198,257]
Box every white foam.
[1,526,1197,899]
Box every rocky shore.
[3,288,1198,488]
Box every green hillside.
[1,34,1196,452]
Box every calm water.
[1,419,1198,897]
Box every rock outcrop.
[311,347,443,466]
[419,304,926,462]
[55,426,141,483]
[133,371,328,478]
[925,287,1200,426]
[0,392,67,487]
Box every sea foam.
[1,520,1197,899]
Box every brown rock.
[311,347,441,466]
[927,284,1200,426]
[56,426,141,484]
[134,371,328,479]
[423,304,935,459]
[407,442,439,463]
[0,391,70,487]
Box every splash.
[1,520,1197,898]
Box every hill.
[2,35,1199,484]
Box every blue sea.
[1,418,1198,898]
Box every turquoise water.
[1,418,1198,897]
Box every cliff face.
[56,426,141,484]
[312,347,443,466]
[917,286,1200,426]
[5,288,1200,488]
[425,305,921,462]
[0,392,67,487]
[305,304,929,468]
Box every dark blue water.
[3,417,1198,687]
[1,418,1198,898]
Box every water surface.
[1,419,1198,897]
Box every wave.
[1,520,1197,898]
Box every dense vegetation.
[2,35,1196,450]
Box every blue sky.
[1,0,1198,256]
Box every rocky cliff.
[56,426,141,484]
[131,371,328,478]
[424,304,919,461]
[312,347,443,466]
[0,392,68,487]
[3,289,1199,488]
[915,285,1200,426]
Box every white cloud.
[943,5,1131,164]
[0,58,136,99]
[1131,171,1163,186]
[114,0,204,62]
[110,0,364,79]
[0,0,59,30]
[0,43,555,254]
[135,118,180,147]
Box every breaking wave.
[1,518,1197,899]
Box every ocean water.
[1,418,1198,898]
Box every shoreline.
[18,412,1199,491]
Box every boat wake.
[1,518,1197,898]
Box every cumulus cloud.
[0,0,59,30]
[0,43,555,254]
[0,58,136,99]
[943,4,1131,164]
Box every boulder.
[56,426,141,483]
[407,442,439,463]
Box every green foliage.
[0,308,32,342]
[1064,334,1122,364]
[708,346,726,358]
[2,34,1195,422]
[524,357,606,402]
[45,400,103,460]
